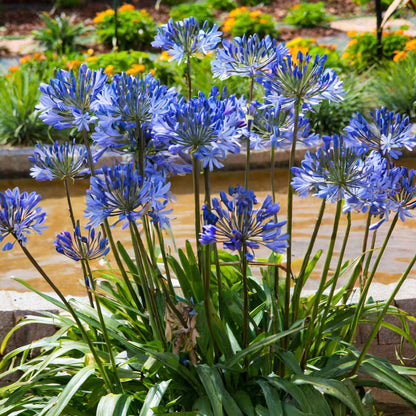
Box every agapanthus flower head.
[345,108,416,159]
[246,100,320,150]
[85,163,171,229]
[29,140,103,181]
[262,51,344,107]
[200,185,288,260]
[152,17,222,64]
[37,64,107,131]
[211,34,287,80]
[291,135,366,202]
[152,86,245,170]
[54,225,109,261]
[91,72,177,150]
[0,187,47,251]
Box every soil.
[0,0,362,56]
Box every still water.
[1,168,415,296]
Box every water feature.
[1,167,416,296]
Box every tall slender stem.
[186,54,192,100]
[244,78,255,190]
[284,99,300,332]
[241,243,249,354]
[192,157,201,266]
[82,128,95,176]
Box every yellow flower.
[347,38,357,47]
[68,60,82,69]
[118,3,135,12]
[86,56,98,62]
[347,31,357,37]
[395,29,404,35]
[405,39,416,51]
[249,10,262,18]
[93,9,114,24]
[342,52,350,59]
[126,63,146,75]
[292,3,301,9]
[229,7,246,17]
[19,55,31,65]
[259,18,268,24]
[33,52,46,61]
[8,65,19,73]
[158,50,171,61]
[393,50,406,62]
[286,37,304,47]
[149,68,156,76]
[289,46,309,60]
[104,64,114,76]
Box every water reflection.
[1,168,416,295]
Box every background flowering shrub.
[284,1,331,28]
[93,4,157,51]
[169,2,216,26]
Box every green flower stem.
[241,243,249,354]
[301,198,343,367]
[347,214,399,344]
[129,221,166,348]
[291,198,326,323]
[17,240,114,392]
[284,99,300,333]
[82,127,95,176]
[270,144,276,204]
[313,210,352,357]
[192,156,202,267]
[102,220,144,313]
[351,249,416,376]
[84,260,124,393]
[135,125,146,178]
[186,54,192,100]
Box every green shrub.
[238,0,271,6]
[169,2,215,26]
[0,71,61,145]
[342,31,409,72]
[206,0,237,11]
[223,7,278,38]
[284,1,331,28]
[371,50,416,118]
[32,12,91,54]
[93,4,156,51]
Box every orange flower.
[158,50,171,62]
[33,52,46,61]
[249,10,262,18]
[68,60,82,69]
[118,3,135,12]
[126,63,146,75]
[20,55,32,65]
[292,3,301,9]
[104,64,114,76]
[93,9,114,24]
[149,68,156,76]
[259,18,268,24]
[393,50,406,62]
[395,29,404,35]
[347,38,357,47]
[8,65,19,73]
[347,31,357,37]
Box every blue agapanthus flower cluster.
[91,72,177,151]
[263,52,344,107]
[247,100,320,150]
[85,163,171,229]
[54,225,109,261]
[291,135,367,202]
[212,34,287,80]
[200,185,288,260]
[29,140,104,181]
[0,188,47,251]
[152,17,222,64]
[345,108,416,160]
[152,87,245,170]
[37,64,107,131]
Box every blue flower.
[85,163,171,229]
[152,17,222,64]
[54,225,109,261]
[211,34,287,80]
[291,135,367,202]
[0,188,47,251]
[345,108,416,160]
[91,72,177,151]
[37,64,107,131]
[29,140,104,181]
[262,51,344,107]
[246,100,320,150]
[200,185,288,260]
[152,87,244,170]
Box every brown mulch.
[0,0,361,55]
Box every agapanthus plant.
[152,17,221,64]
[0,187,47,251]
[200,185,288,260]
[345,108,416,160]
[37,64,107,131]
[29,140,104,181]
[152,86,244,171]
[85,163,171,229]
[54,225,109,261]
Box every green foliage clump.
[169,2,216,26]
[206,0,237,11]
[223,8,278,38]
[342,31,409,72]
[32,12,91,54]
[0,71,60,145]
[284,1,331,28]
[93,4,156,51]
[371,50,416,118]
